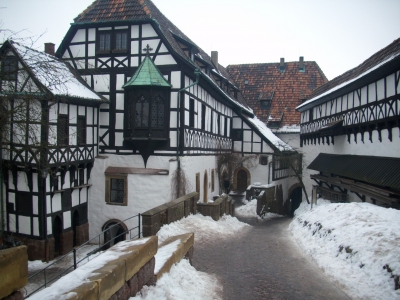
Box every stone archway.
[233,167,251,192]
[288,183,303,217]
[102,219,128,249]
[52,215,63,257]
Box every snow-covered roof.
[244,115,293,152]
[271,124,301,134]
[297,38,400,111]
[10,41,106,102]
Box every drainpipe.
[176,69,201,195]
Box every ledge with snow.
[29,233,194,300]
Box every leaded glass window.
[115,32,127,51]
[135,96,149,127]
[110,178,124,204]
[99,33,111,51]
[151,95,164,128]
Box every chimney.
[211,51,218,69]
[279,57,285,71]
[299,56,305,71]
[45,43,55,56]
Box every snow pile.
[132,259,222,300]
[157,213,249,244]
[290,200,400,299]
[235,198,282,220]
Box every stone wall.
[197,194,235,221]
[11,222,89,262]
[142,192,198,237]
[0,246,28,300]
[30,233,195,300]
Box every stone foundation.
[60,230,73,255]
[75,223,89,246]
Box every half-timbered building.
[296,38,400,209]
[0,40,107,260]
[227,58,327,207]
[54,0,297,243]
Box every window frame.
[259,155,268,165]
[57,114,69,146]
[189,98,195,128]
[77,116,87,145]
[2,56,18,81]
[96,30,129,55]
[231,129,243,141]
[125,88,169,140]
[260,100,271,109]
[105,174,128,206]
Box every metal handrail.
[25,214,141,298]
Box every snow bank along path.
[156,213,250,244]
[290,200,400,300]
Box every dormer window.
[260,100,271,109]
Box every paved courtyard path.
[192,215,351,300]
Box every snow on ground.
[132,259,222,300]
[235,198,283,220]
[156,213,249,244]
[132,213,250,299]
[290,199,400,300]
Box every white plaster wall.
[88,154,173,239]
[178,155,219,200]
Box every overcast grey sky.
[1,0,399,80]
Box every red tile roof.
[227,61,327,128]
[73,0,250,110]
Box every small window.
[97,31,128,54]
[53,174,61,191]
[58,115,69,146]
[189,98,195,127]
[224,117,228,137]
[201,104,206,130]
[2,56,18,81]
[195,173,200,194]
[268,121,280,129]
[309,109,314,121]
[217,114,221,135]
[115,32,128,51]
[231,129,243,141]
[105,175,127,205]
[99,33,111,52]
[260,100,271,109]
[77,116,86,145]
[211,169,215,192]
[259,155,268,165]
[79,168,85,186]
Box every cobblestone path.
[192,215,351,300]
